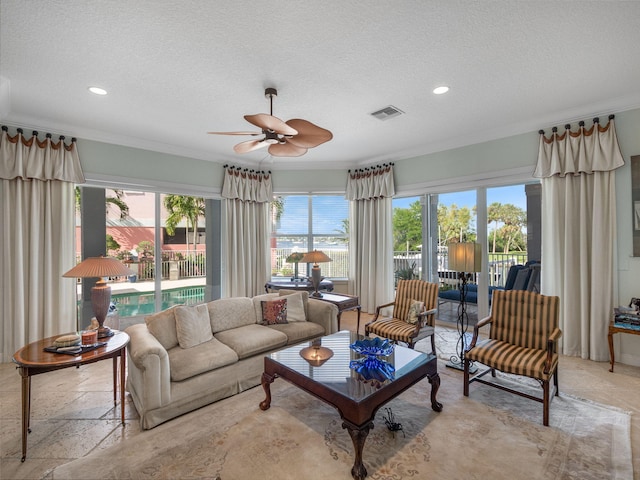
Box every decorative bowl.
[349,337,394,357]
[349,356,395,381]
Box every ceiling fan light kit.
[209,88,333,157]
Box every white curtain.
[221,167,272,297]
[347,165,395,313]
[534,117,624,361]
[0,128,85,362]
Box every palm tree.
[163,195,205,252]
[74,187,129,219]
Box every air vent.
[370,105,404,121]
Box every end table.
[313,292,362,332]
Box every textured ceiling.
[1,1,640,170]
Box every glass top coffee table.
[259,330,442,480]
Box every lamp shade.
[300,250,332,265]
[285,252,305,263]
[448,243,482,273]
[63,256,133,278]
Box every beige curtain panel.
[534,117,624,361]
[0,127,84,363]
[347,165,395,313]
[221,167,272,298]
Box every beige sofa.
[125,290,338,429]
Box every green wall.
[76,106,640,365]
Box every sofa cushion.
[267,322,325,344]
[215,324,288,359]
[207,297,256,333]
[145,305,180,350]
[252,293,278,322]
[175,304,213,349]
[261,298,289,325]
[167,337,238,381]
[277,292,306,322]
[278,289,309,318]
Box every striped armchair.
[464,289,561,426]
[364,280,439,352]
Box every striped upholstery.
[464,289,561,426]
[490,289,559,350]
[465,290,560,380]
[465,339,558,381]
[365,280,438,350]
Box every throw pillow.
[406,299,425,325]
[278,289,309,317]
[277,292,306,322]
[145,305,181,350]
[175,304,213,349]
[261,298,288,325]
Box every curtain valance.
[346,164,395,200]
[221,165,272,203]
[0,127,85,183]
[534,116,624,178]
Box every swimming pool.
[112,286,205,317]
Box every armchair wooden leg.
[543,380,550,426]
[463,359,470,396]
[430,334,436,355]
[554,368,559,396]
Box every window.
[392,196,422,283]
[271,195,349,279]
[77,188,208,321]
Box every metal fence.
[92,248,528,285]
[395,250,529,288]
[271,248,349,279]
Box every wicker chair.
[464,289,561,426]
[364,280,439,352]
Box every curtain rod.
[223,164,271,175]
[2,125,77,142]
[348,162,394,174]
[538,114,615,135]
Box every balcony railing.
[271,248,349,279]
[81,248,527,286]
[395,250,529,288]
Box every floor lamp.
[445,242,481,372]
[300,250,332,298]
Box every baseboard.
[618,352,640,367]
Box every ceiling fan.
[208,87,333,157]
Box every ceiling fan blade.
[284,119,333,148]
[234,139,269,154]
[207,131,261,136]
[268,141,308,157]
[245,114,298,136]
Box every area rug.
[46,361,632,480]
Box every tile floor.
[1,310,638,480]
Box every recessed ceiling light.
[88,86,108,96]
[433,86,449,95]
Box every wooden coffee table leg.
[259,372,275,411]
[428,372,443,412]
[342,420,373,480]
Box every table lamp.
[286,251,305,281]
[446,242,481,372]
[300,250,332,298]
[63,256,133,338]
